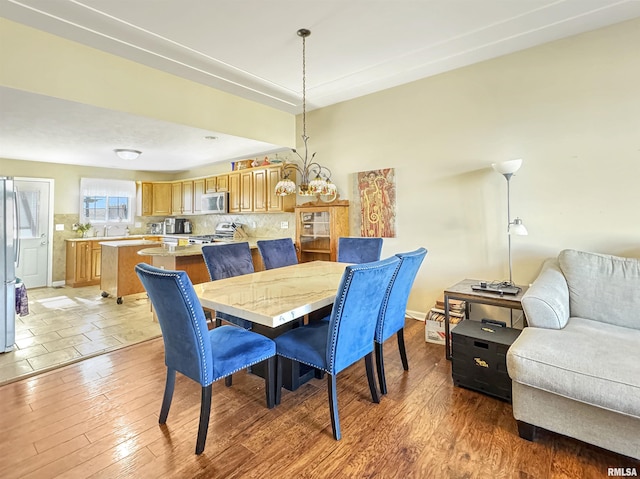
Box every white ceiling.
[2,0,639,172]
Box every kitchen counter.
[137,240,260,257]
[66,234,151,242]
[100,239,159,247]
[138,238,271,281]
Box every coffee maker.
[183,220,192,234]
[164,217,176,234]
[175,218,186,234]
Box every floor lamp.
[492,159,528,288]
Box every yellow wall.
[305,17,640,314]
[0,18,295,147]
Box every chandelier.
[275,29,337,198]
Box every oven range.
[188,222,240,244]
[188,235,221,244]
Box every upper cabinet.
[151,183,172,216]
[239,170,253,212]
[137,165,295,216]
[138,182,153,217]
[193,178,205,215]
[182,180,194,214]
[171,182,182,215]
[228,172,241,213]
[216,175,229,192]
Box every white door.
[15,179,52,288]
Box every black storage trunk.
[451,319,521,402]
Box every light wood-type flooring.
[0,285,160,385]
[0,319,637,478]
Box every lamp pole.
[506,174,514,286]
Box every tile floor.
[0,285,161,385]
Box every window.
[79,178,136,225]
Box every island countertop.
[137,239,270,257]
[137,238,277,275]
[100,239,160,247]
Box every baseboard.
[406,309,427,321]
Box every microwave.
[201,192,228,214]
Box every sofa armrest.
[522,258,570,329]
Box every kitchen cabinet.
[295,202,350,262]
[193,178,205,214]
[253,168,267,212]
[182,180,194,214]
[252,166,295,213]
[138,182,153,217]
[240,170,253,212]
[66,241,92,286]
[205,177,217,193]
[228,172,241,213]
[151,182,172,216]
[66,239,105,287]
[171,182,182,215]
[216,175,229,191]
[228,170,254,213]
[91,241,102,282]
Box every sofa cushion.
[559,249,640,330]
[521,259,570,330]
[507,318,640,419]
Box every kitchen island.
[137,240,266,284]
[100,239,161,303]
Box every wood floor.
[0,319,637,479]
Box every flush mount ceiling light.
[114,149,142,160]
[275,28,336,200]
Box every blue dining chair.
[257,238,298,270]
[135,263,276,455]
[337,237,383,263]
[274,256,400,440]
[201,242,254,330]
[375,247,427,395]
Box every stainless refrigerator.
[1,177,18,352]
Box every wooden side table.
[444,279,528,360]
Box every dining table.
[194,260,349,390]
[194,260,349,329]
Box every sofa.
[507,249,640,460]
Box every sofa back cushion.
[559,249,640,330]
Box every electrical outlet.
[280,221,289,229]
[55,224,64,231]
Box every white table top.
[194,261,349,328]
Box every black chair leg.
[265,356,275,409]
[195,385,212,455]
[365,353,380,404]
[327,374,341,440]
[225,375,232,387]
[159,368,176,424]
[397,328,409,371]
[275,356,283,406]
[374,342,387,395]
[215,317,222,328]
